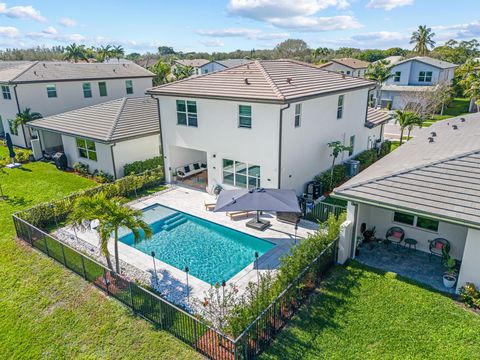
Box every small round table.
[404,238,417,251]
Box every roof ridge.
[107,97,128,141]
[9,61,39,82]
[255,60,285,101]
[336,148,480,193]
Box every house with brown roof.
[318,58,370,78]
[0,61,154,147]
[147,59,389,194]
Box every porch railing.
[304,201,346,223]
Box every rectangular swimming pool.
[119,204,275,284]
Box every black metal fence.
[305,201,346,223]
[13,197,338,359]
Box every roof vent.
[460,117,466,122]
[244,78,250,85]
[430,131,437,137]
[428,137,435,143]
[286,77,292,84]
[113,68,116,73]
[452,124,458,130]
[43,63,46,67]
[33,71,37,76]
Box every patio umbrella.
[214,188,300,230]
[5,133,15,165]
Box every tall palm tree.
[96,45,113,62]
[111,45,125,62]
[365,60,392,107]
[13,108,42,137]
[394,110,423,145]
[173,65,195,80]
[69,193,152,273]
[410,25,436,56]
[148,60,174,86]
[64,43,88,63]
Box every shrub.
[15,149,32,163]
[73,162,89,176]
[354,149,378,171]
[92,170,114,183]
[124,156,163,176]
[314,164,347,193]
[460,283,480,309]
[378,140,392,158]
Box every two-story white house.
[378,56,458,109]
[318,58,370,78]
[147,60,389,194]
[172,59,253,76]
[0,61,154,147]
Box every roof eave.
[11,74,154,84]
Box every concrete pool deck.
[61,185,319,309]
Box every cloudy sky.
[0,0,478,53]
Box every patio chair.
[226,211,251,220]
[204,201,216,211]
[386,226,405,248]
[428,238,450,261]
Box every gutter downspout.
[277,103,290,188]
[12,84,28,148]
[151,95,166,183]
[110,143,118,179]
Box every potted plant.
[442,252,457,289]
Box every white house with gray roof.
[333,113,480,292]
[377,56,458,109]
[0,61,154,147]
[147,60,390,194]
[27,97,161,178]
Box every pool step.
[162,216,187,231]
[163,213,184,225]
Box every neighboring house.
[378,56,458,109]
[215,59,252,69]
[373,55,404,66]
[27,97,161,178]
[333,113,480,292]
[0,61,154,147]
[147,60,389,194]
[318,58,370,78]
[172,59,221,76]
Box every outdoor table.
[404,238,417,251]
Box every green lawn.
[262,261,480,360]
[0,157,200,359]
[424,98,470,127]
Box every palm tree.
[365,60,392,107]
[69,193,152,273]
[111,45,125,62]
[313,47,331,62]
[148,60,174,86]
[96,45,113,62]
[393,110,423,145]
[173,65,195,80]
[410,25,436,56]
[64,43,88,63]
[13,108,42,137]
[458,60,480,112]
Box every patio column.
[457,227,480,292]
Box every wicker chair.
[386,226,405,248]
[428,238,450,261]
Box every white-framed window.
[349,135,355,156]
[98,81,108,97]
[82,82,92,98]
[394,71,401,82]
[223,159,261,188]
[125,80,134,94]
[46,84,57,98]
[8,119,18,135]
[239,105,252,129]
[346,70,351,75]
[176,99,198,127]
[294,103,302,127]
[76,137,97,161]
[418,71,433,82]
[1,85,12,100]
[393,211,439,232]
[337,95,344,119]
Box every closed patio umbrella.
[214,188,301,230]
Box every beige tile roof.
[365,108,392,128]
[2,61,153,84]
[27,97,159,142]
[330,58,370,69]
[333,113,480,227]
[174,59,211,68]
[148,60,375,103]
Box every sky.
[0,0,479,53]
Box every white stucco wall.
[385,60,453,87]
[0,84,26,146]
[112,134,161,177]
[457,228,480,290]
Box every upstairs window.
[337,95,344,119]
[294,103,302,127]
[176,100,198,127]
[239,105,252,129]
[98,81,108,97]
[394,71,401,82]
[83,82,92,98]
[76,137,97,161]
[46,84,57,98]
[418,71,433,82]
[125,80,134,94]
[1,85,12,100]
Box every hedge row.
[124,156,163,176]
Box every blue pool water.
[119,204,275,284]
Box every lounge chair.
[204,201,216,211]
[226,211,251,220]
[386,226,405,248]
[428,238,450,261]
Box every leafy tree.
[172,65,195,80]
[393,110,423,145]
[432,39,479,64]
[126,52,141,61]
[410,25,436,56]
[64,43,88,63]
[69,193,152,273]
[13,108,42,137]
[111,45,125,62]
[313,47,332,62]
[148,60,174,86]
[365,60,392,106]
[327,141,352,188]
[274,39,310,59]
[96,45,112,62]
[158,46,176,56]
